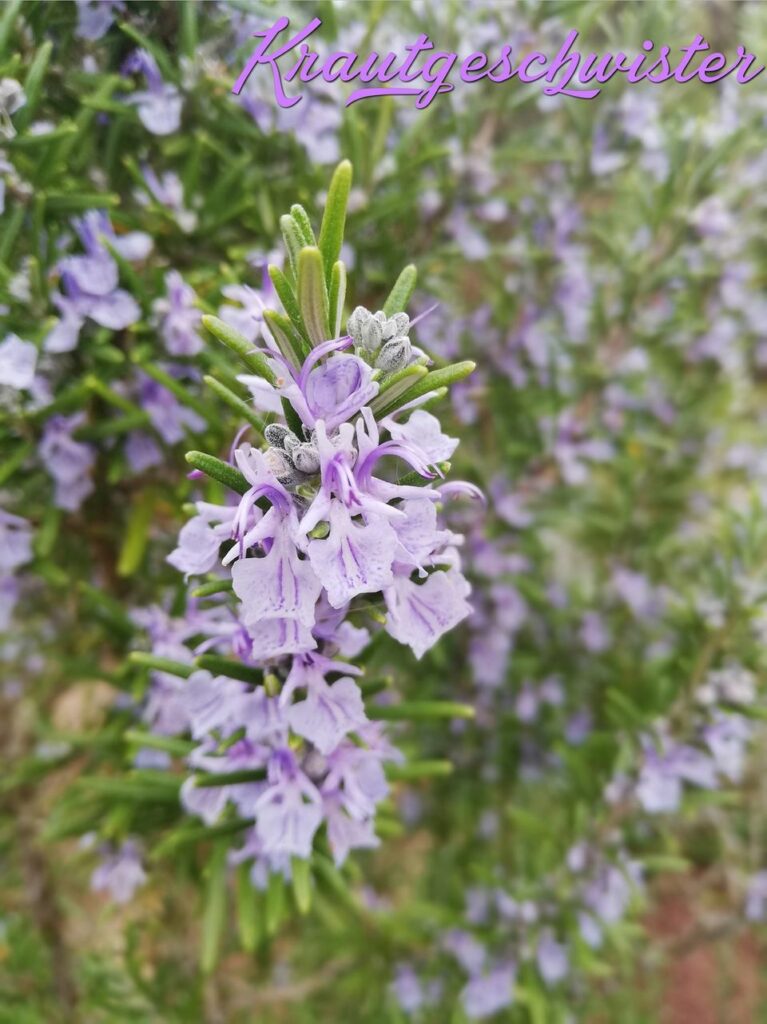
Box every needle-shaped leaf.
[328,260,347,338]
[200,840,228,974]
[297,246,330,346]
[185,451,250,495]
[268,263,309,342]
[382,264,417,317]
[290,204,317,246]
[292,856,312,915]
[201,315,277,385]
[263,308,311,366]
[195,654,262,684]
[203,375,266,436]
[318,159,352,286]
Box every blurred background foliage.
[3,0,767,1021]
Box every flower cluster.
[137,166,479,874]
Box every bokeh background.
[3,1,767,1021]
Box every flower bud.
[264,446,303,485]
[290,442,321,475]
[375,336,412,373]
[346,306,371,346]
[264,423,294,448]
[382,312,410,341]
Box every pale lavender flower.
[579,611,610,652]
[137,373,204,445]
[383,409,458,464]
[536,931,569,985]
[39,414,95,511]
[253,748,323,858]
[702,713,752,783]
[0,334,37,389]
[460,964,515,1020]
[152,271,204,356]
[168,501,237,578]
[90,839,146,904]
[384,568,472,659]
[285,660,367,756]
[138,167,197,232]
[124,431,162,473]
[45,211,148,352]
[219,283,271,345]
[123,50,182,135]
[391,964,427,1014]
[74,0,124,40]
[745,871,767,921]
[0,509,33,572]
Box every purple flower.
[138,167,196,232]
[74,0,124,40]
[137,372,204,445]
[460,965,515,1020]
[167,502,237,578]
[284,658,367,755]
[0,509,32,572]
[39,414,95,511]
[253,748,323,858]
[152,271,204,356]
[536,931,569,985]
[279,350,379,433]
[702,713,752,782]
[324,795,380,865]
[745,871,767,921]
[219,283,271,345]
[90,839,146,904]
[124,431,162,473]
[123,50,182,136]
[45,212,148,352]
[0,333,37,389]
[384,569,472,659]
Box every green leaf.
[264,308,310,367]
[386,760,454,781]
[16,40,52,132]
[201,315,277,384]
[124,731,195,757]
[117,490,156,577]
[195,654,262,684]
[378,361,476,416]
[290,204,317,246]
[203,375,266,436]
[179,0,198,58]
[78,775,181,803]
[297,246,330,346]
[369,701,475,721]
[236,862,261,953]
[281,397,305,438]
[129,652,194,678]
[194,769,268,788]
[398,460,450,487]
[382,264,417,317]
[0,0,23,58]
[369,364,427,414]
[291,856,312,915]
[137,360,213,423]
[280,213,305,277]
[185,451,250,495]
[151,818,254,860]
[268,263,309,343]
[190,579,234,598]
[201,841,228,974]
[265,871,286,937]
[318,159,352,286]
[328,260,347,338]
